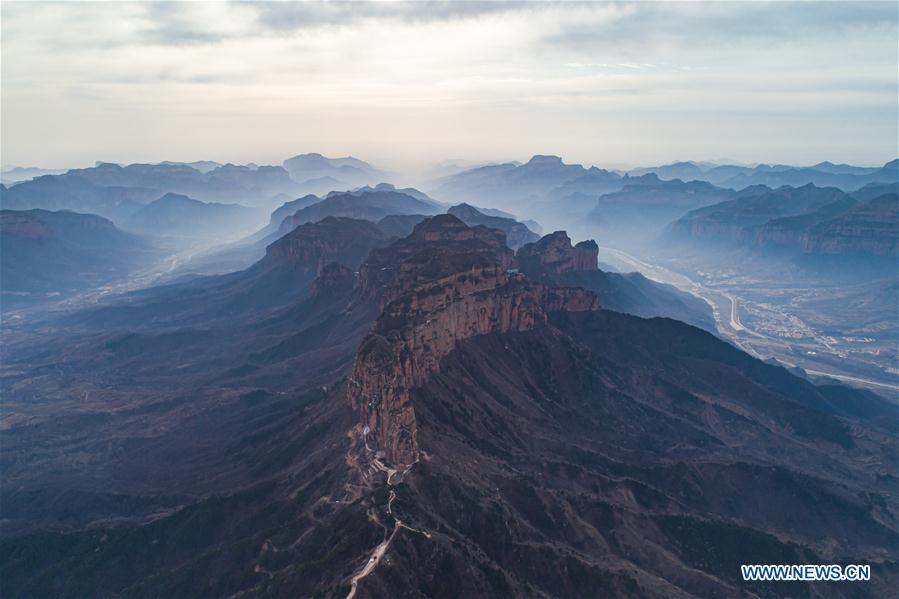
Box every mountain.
[629,160,707,181]
[431,155,590,209]
[669,184,851,246]
[516,231,715,331]
[293,175,353,196]
[547,166,624,199]
[628,159,898,192]
[71,216,389,331]
[375,213,430,238]
[158,160,222,173]
[282,153,386,188]
[586,176,734,248]
[339,183,443,209]
[122,193,260,239]
[666,184,899,259]
[0,166,67,184]
[169,187,442,279]
[852,181,898,202]
[278,189,442,235]
[249,193,323,241]
[0,175,158,222]
[447,203,539,249]
[801,193,898,257]
[0,209,155,306]
[204,164,298,203]
[2,214,896,597]
[7,162,303,216]
[810,161,882,176]
[717,159,898,191]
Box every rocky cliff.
[516,231,598,275]
[264,216,388,276]
[347,215,598,466]
[802,194,898,257]
[668,184,853,247]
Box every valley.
[597,246,898,393]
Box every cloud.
[1,1,896,169]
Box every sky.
[1,1,897,172]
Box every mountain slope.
[431,155,589,209]
[72,217,388,330]
[516,231,715,331]
[282,152,386,188]
[0,209,155,305]
[278,189,442,235]
[447,203,540,249]
[122,192,260,239]
[586,176,734,248]
[802,193,898,257]
[668,184,898,262]
[0,175,157,222]
[669,184,851,245]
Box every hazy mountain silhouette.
[122,193,259,240]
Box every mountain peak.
[526,154,564,166]
[409,213,475,241]
[347,218,599,466]
[517,231,599,275]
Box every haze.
[2,1,897,171]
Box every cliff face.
[802,194,898,257]
[669,185,856,249]
[347,216,598,466]
[0,210,55,238]
[357,214,513,308]
[516,231,598,276]
[264,216,388,276]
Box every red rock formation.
[347,216,599,466]
[516,231,598,276]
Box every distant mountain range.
[1,209,156,306]
[0,166,66,184]
[629,159,898,191]
[0,154,393,235]
[122,193,260,240]
[283,152,388,191]
[669,183,898,260]
[277,188,442,236]
[585,175,733,247]
[0,177,158,223]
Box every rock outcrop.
[516,231,598,276]
[264,216,388,276]
[357,214,514,307]
[447,202,540,249]
[347,215,598,466]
